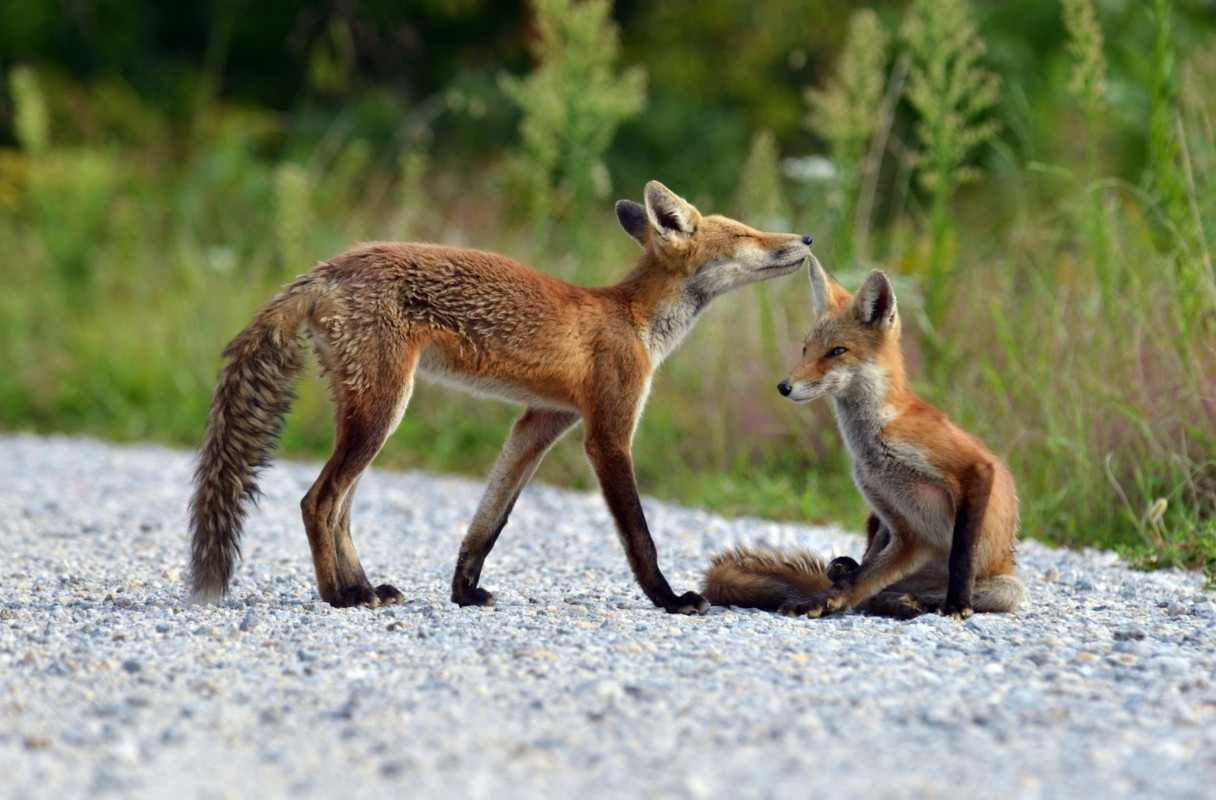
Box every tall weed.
[804,8,890,268]
[500,0,646,235]
[900,0,1001,327]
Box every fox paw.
[375,584,405,606]
[779,591,845,619]
[329,583,402,609]
[939,603,974,620]
[663,591,709,615]
[452,585,496,607]
[893,593,926,620]
[826,556,860,584]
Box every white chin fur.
[785,386,826,404]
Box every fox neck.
[610,249,713,363]
[831,351,913,461]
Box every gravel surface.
[2,433,1214,799]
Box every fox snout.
[777,380,793,397]
[800,235,813,247]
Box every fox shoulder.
[701,545,833,610]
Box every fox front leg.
[938,464,995,620]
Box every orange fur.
[705,257,1024,619]
[702,546,832,611]
[188,181,813,613]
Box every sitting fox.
[703,257,1024,619]
[188,181,813,614]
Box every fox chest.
[846,434,956,547]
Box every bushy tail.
[702,545,1027,616]
[701,545,833,611]
[187,281,317,603]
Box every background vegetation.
[1,0,1212,579]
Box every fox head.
[777,256,901,404]
[615,181,812,299]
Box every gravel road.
[2,434,1214,799]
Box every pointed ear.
[616,200,650,247]
[853,270,898,330]
[807,255,850,317]
[643,181,700,239]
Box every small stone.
[1112,625,1148,642]
[964,615,993,636]
[1150,656,1191,676]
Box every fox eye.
[827,346,848,358]
[801,345,807,357]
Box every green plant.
[1062,0,1108,179]
[273,162,314,274]
[804,8,890,267]
[900,0,1001,324]
[500,0,646,229]
[9,65,49,156]
[734,130,790,230]
[1061,0,1112,297]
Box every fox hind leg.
[855,590,930,619]
[781,519,935,618]
[302,349,416,608]
[334,477,404,606]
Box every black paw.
[893,593,927,620]
[939,603,974,620]
[375,584,405,606]
[779,600,822,618]
[779,589,846,618]
[663,591,709,615]
[452,585,496,607]
[330,584,379,608]
[826,556,860,584]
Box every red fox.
[702,256,1024,619]
[188,181,813,614]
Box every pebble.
[1,434,1214,800]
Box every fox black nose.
[777,380,792,397]
[801,235,813,247]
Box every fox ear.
[643,181,699,240]
[616,200,650,247]
[807,255,849,317]
[854,270,898,330]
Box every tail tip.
[188,580,227,606]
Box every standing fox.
[703,257,1024,618]
[188,181,813,614]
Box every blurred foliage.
[804,8,892,266]
[500,0,645,227]
[0,0,1214,578]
